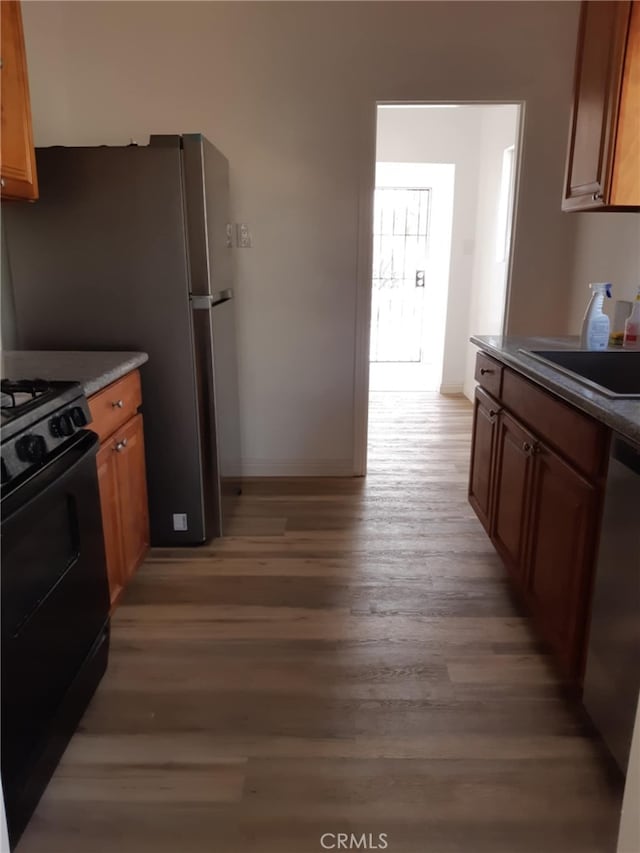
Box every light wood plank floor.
[18,392,623,853]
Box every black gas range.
[1,377,110,848]
[1,378,91,490]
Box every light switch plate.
[172,513,188,531]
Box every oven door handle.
[1,430,100,523]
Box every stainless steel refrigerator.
[4,134,241,546]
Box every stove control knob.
[16,434,47,464]
[49,416,62,437]
[70,406,88,427]
[58,413,74,437]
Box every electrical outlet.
[236,223,252,248]
[172,513,188,531]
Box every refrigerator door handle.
[190,289,234,310]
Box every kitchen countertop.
[0,351,148,397]
[471,335,640,446]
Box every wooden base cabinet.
[491,412,535,585]
[526,448,598,678]
[96,440,126,607]
[469,355,607,682]
[468,388,499,533]
[113,414,149,583]
[90,372,149,609]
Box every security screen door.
[369,187,431,363]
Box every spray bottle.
[581,283,612,350]
[623,287,640,349]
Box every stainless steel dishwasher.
[583,434,640,774]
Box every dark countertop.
[471,335,640,446]
[0,350,148,397]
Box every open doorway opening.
[363,102,522,469]
[369,163,454,392]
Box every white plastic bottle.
[581,282,612,350]
[623,288,640,349]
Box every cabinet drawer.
[474,352,503,398]
[88,371,142,443]
[501,368,608,479]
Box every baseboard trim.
[438,384,464,396]
[238,459,355,477]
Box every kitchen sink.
[521,349,640,398]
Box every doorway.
[369,162,455,392]
[357,102,523,474]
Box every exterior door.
[369,187,430,363]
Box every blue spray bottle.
[580,283,612,350]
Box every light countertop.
[1,350,148,397]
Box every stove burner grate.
[1,379,53,412]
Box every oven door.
[1,430,110,794]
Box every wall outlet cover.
[236,223,252,248]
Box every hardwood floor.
[18,392,623,852]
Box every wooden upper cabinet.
[563,1,639,211]
[1,0,38,201]
[611,0,640,205]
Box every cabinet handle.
[112,399,124,409]
[592,192,603,202]
[488,408,500,419]
[115,438,128,452]
[522,441,541,455]
[480,368,494,376]
[0,178,5,189]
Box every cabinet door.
[468,388,500,534]
[611,0,640,205]
[113,414,149,582]
[491,412,535,583]
[526,445,598,679]
[563,1,632,210]
[0,1,38,200]
[96,440,125,608]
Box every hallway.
[18,393,622,853]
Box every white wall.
[567,214,640,334]
[19,1,581,474]
[376,106,482,394]
[464,105,520,400]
